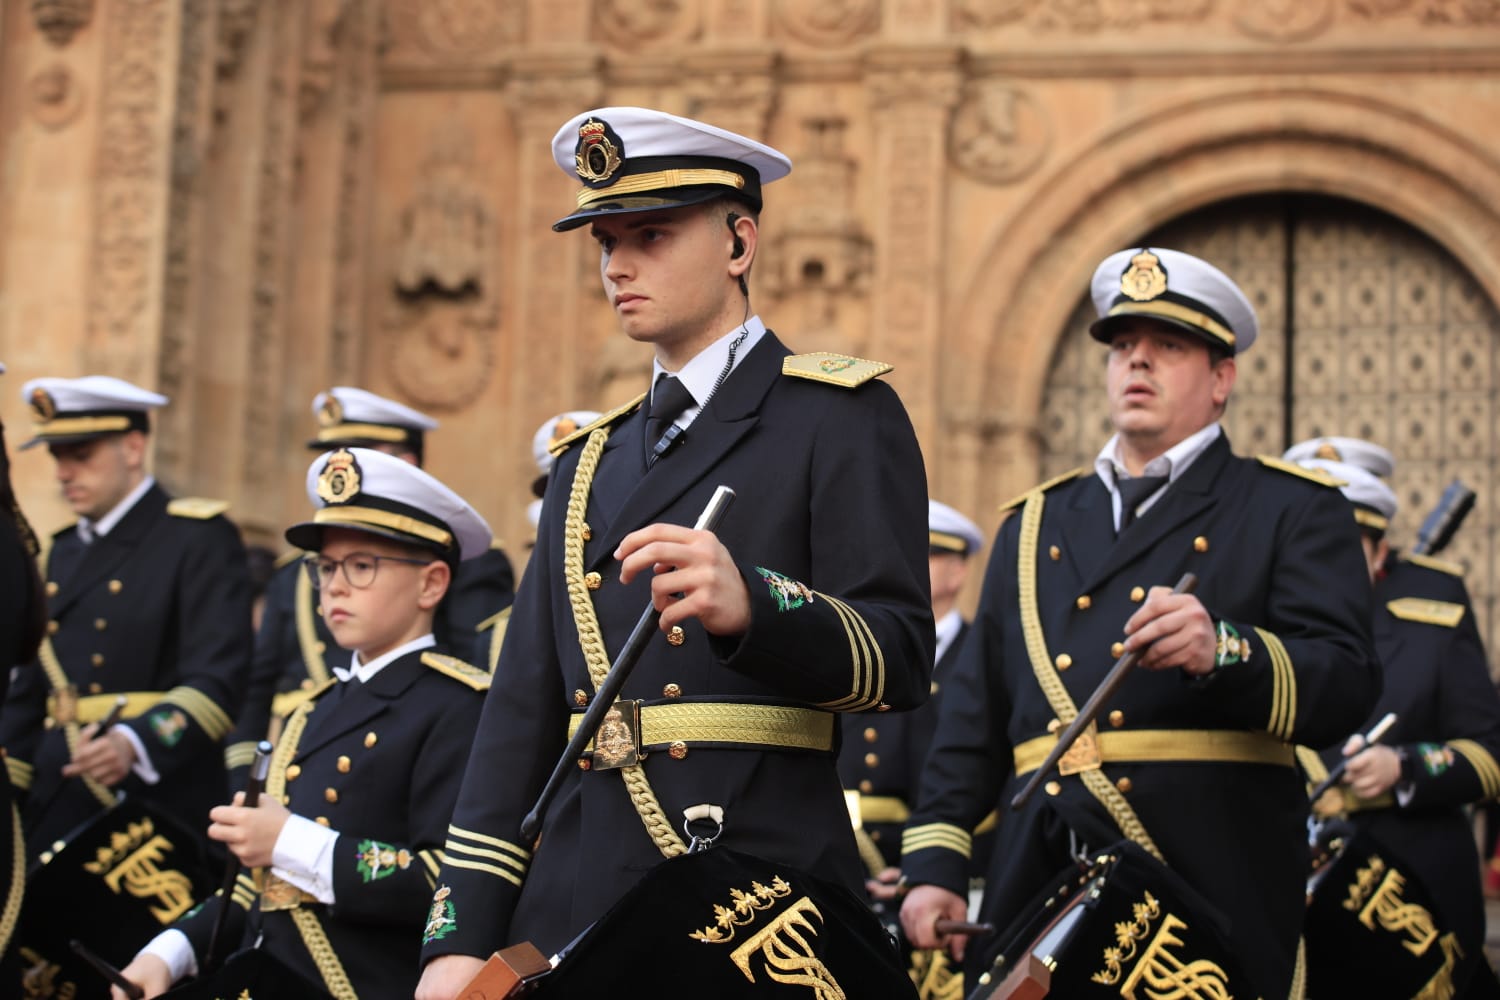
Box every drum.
[161,947,333,999]
[967,841,1256,1000]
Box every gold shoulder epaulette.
[1387,597,1466,628]
[998,468,1086,512]
[273,548,305,570]
[474,606,512,634]
[167,497,231,519]
[1256,456,1344,487]
[1403,552,1466,577]
[421,651,491,690]
[549,394,647,457]
[781,352,893,388]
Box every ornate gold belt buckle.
[51,685,79,726]
[1056,720,1103,776]
[260,875,302,911]
[591,699,642,770]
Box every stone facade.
[2,0,1499,654]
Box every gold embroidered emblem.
[689,875,793,944]
[729,897,846,998]
[29,387,57,422]
[316,391,344,427]
[82,817,197,923]
[1344,855,1440,956]
[818,357,856,374]
[591,701,641,770]
[1091,891,1233,999]
[574,117,624,186]
[1056,720,1102,776]
[1120,249,1168,302]
[1314,441,1342,461]
[315,448,361,505]
[909,948,964,1000]
[19,946,78,998]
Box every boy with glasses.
[113,447,492,999]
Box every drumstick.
[1011,573,1198,811]
[1307,712,1398,803]
[69,938,144,999]
[934,918,994,937]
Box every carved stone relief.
[950,82,1050,186]
[1233,0,1335,41]
[772,0,878,45]
[951,0,1211,32]
[27,64,84,130]
[216,0,260,79]
[31,0,94,47]
[385,0,523,60]
[594,0,702,46]
[1351,0,1500,21]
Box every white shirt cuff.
[140,928,197,983]
[271,813,339,904]
[117,724,160,785]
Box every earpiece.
[727,212,745,258]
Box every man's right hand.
[112,954,172,999]
[900,884,971,960]
[415,954,488,1000]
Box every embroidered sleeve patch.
[755,567,815,612]
[148,708,189,748]
[356,839,413,883]
[1417,742,1454,777]
[423,885,457,944]
[1213,621,1251,670]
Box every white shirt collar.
[337,633,437,684]
[650,316,767,430]
[1093,423,1222,530]
[934,608,964,664]
[79,475,155,543]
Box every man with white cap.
[415,107,931,998]
[900,248,1379,998]
[1291,455,1500,996]
[0,375,252,862]
[113,447,492,1000]
[229,387,514,781]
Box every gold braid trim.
[1450,739,1500,801]
[1017,494,1163,862]
[562,425,687,858]
[295,566,332,686]
[37,637,114,808]
[854,826,887,878]
[291,908,358,1000]
[1290,936,1306,1000]
[0,804,24,954]
[11,498,39,560]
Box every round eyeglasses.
[303,552,432,590]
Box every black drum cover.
[161,947,333,999]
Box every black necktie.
[1117,475,1168,533]
[645,374,695,466]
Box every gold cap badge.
[1120,249,1168,302]
[1314,442,1342,461]
[574,117,625,187]
[316,392,344,428]
[29,387,56,422]
[316,448,362,505]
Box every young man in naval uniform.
[0,376,252,863]
[415,107,933,999]
[899,247,1381,999]
[226,387,514,781]
[1288,444,1500,996]
[113,447,493,999]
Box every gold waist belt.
[567,701,835,753]
[259,873,320,912]
[46,690,160,727]
[847,794,911,825]
[1013,728,1295,776]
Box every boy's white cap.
[1283,436,1395,479]
[309,387,439,454]
[1296,457,1398,533]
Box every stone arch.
[944,85,1500,522]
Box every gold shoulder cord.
[1017,494,1163,862]
[264,704,358,1000]
[562,427,688,858]
[295,567,332,685]
[0,806,23,954]
[37,638,114,809]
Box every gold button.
[91,653,104,667]
[94,618,107,631]
[1045,780,1062,796]
[669,741,688,760]
[316,816,330,827]
[301,678,316,691]
[1055,654,1072,671]
[1076,596,1091,611]
[43,717,54,729]
[870,829,882,842]
[45,581,58,597]
[859,779,873,793]
[863,727,878,743]
[88,683,102,694]
[325,787,338,803]
[108,579,123,594]
[666,626,685,647]
[364,732,377,748]
[286,765,302,781]
[585,572,602,590]
[581,523,592,541]
[1110,641,1125,658]
[1047,718,1061,733]
[315,641,326,654]
[577,759,591,770]
[864,753,879,768]
[1193,536,1209,553]
[1109,710,1124,728]
[47,620,59,635]
[1049,545,1061,561]
[337,755,351,773]
[316,606,323,617]
[876,703,892,712]
[1116,777,1133,793]
[574,689,588,706]
[662,683,682,698]
[1130,586,1145,602]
